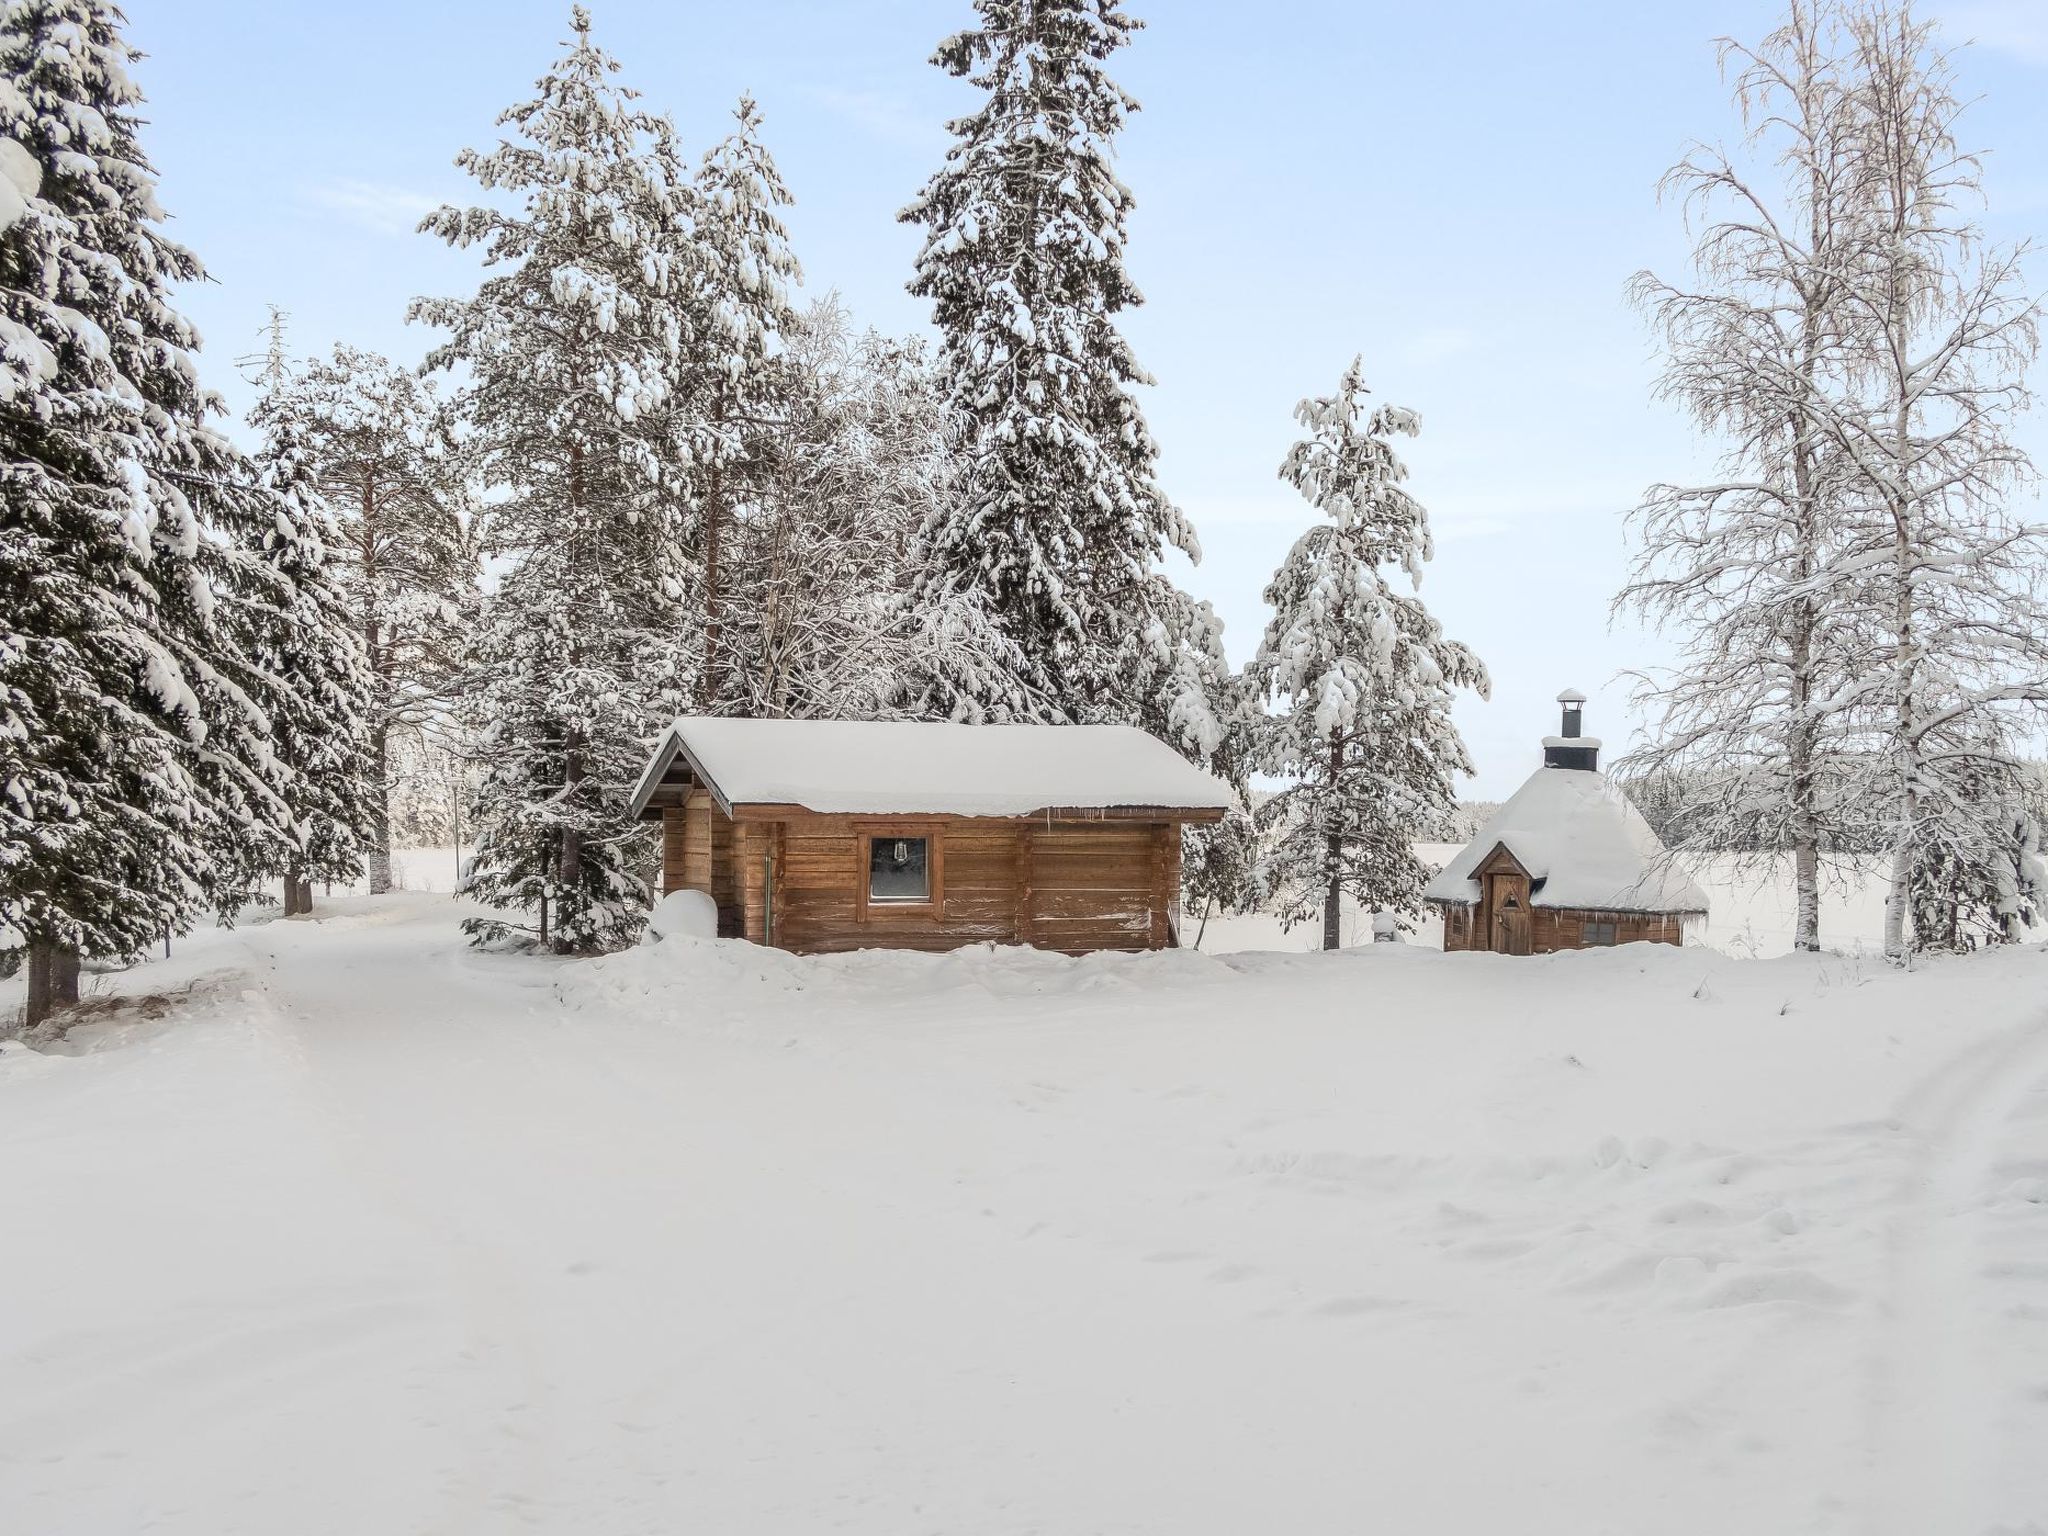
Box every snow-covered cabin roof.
[629,717,1236,821]
[1424,767,1709,914]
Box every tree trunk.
[1321,737,1344,951]
[1882,509,1919,963]
[366,718,393,896]
[559,733,584,915]
[700,464,724,710]
[1786,395,1824,956]
[1321,832,1343,952]
[23,941,54,1031]
[1792,835,1821,954]
[52,945,80,1007]
[21,941,77,1029]
[1786,606,1823,954]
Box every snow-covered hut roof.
[1424,767,1709,914]
[629,717,1236,821]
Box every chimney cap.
[1557,687,1587,704]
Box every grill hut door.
[1489,873,1533,955]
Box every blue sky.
[132,0,2048,797]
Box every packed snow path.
[1873,1012,2048,1536]
[3,894,2046,1535]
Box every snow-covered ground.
[3,890,2045,1534]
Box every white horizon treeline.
[1621,0,2048,959]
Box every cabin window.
[1584,920,1617,946]
[868,836,931,904]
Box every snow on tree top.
[1425,767,1709,914]
[630,718,1236,820]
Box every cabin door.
[1488,874,1532,956]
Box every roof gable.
[1473,841,1533,881]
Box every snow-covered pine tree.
[249,343,476,894]
[1249,359,1488,951]
[412,6,697,952]
[690,95,799,711]
[1620,0,1870,953]
[899,0,1221,753]
[0,0,279,1025]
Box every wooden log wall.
[654,813,1186,956]
[1438,904,1688,953]
[660,790,743,937]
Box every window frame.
[1583,919,1618,947]
[853,821,946,922]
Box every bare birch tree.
[1821,4,2045,958]
[1621,0,1868,952]
[1626,0,2047,959]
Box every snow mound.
[643,888,718,943]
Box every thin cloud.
[1401,327,1481,365]
[1945,1,2048,65]
[301,179,445,236]
[806,86,942,150]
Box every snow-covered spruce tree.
[248,344,476,894]
[0,0,284,1025]
[235,398,375,916]
[411,7,699,952]
[1817,4,2048,961]
[456,570,651,950]
[690,95,799,711]
[1620,0,1870,953]
[1248,360,1488,951]
[1902,746,2046,951]
[899,0,1222,752]
[1177,664,1265,946]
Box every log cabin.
[627,718,1236,955]
[1424,691,1708,954]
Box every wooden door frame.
[1473,842,1535,955]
